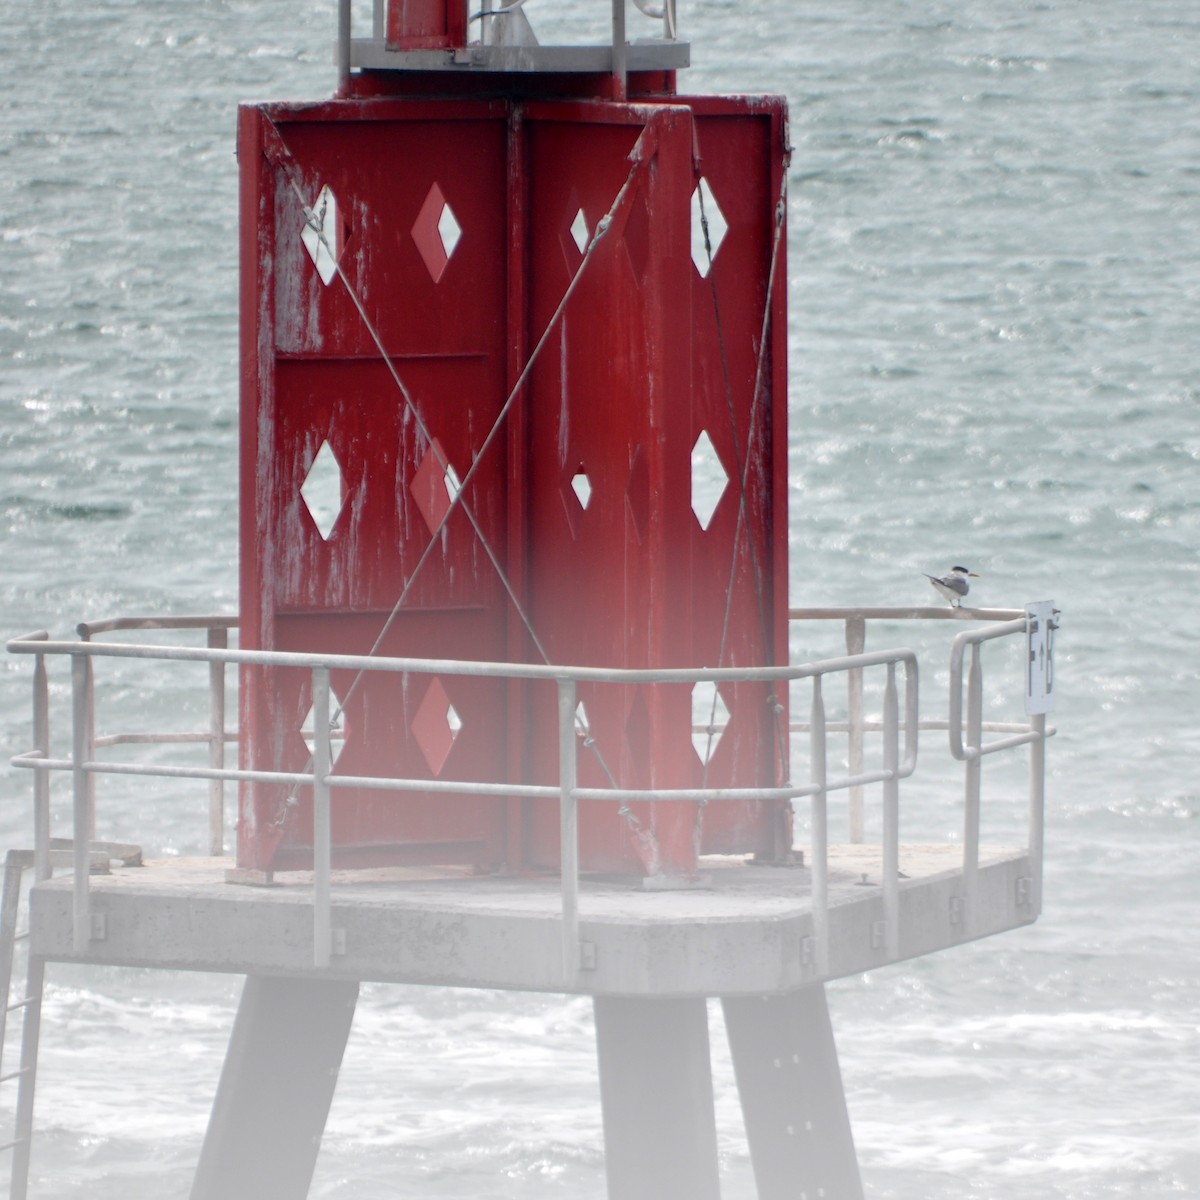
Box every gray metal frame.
[338,0,688,86]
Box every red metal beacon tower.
[236,0,791,886]
[231,0,809,1191]
[1,0,1058,1196]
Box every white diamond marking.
[570,208,590,255]
[444,461,462,505]
[301,185,341,286]
[571,470,593,510]
[690,177,728,278]
[690,430,728,531]
[692,681,730,765]
[300,440,345,541]
[301,694,348,766]
[438,203,462,261]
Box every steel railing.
[7,606,1050,982]
[340,0,682,93]
[790,606,1054,934]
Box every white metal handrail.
[8,622,920,981]
[8,604,1053,981]
[948,618,1051,930]
[790,605,1025,843]
[791,606,1056,938]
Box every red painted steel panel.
[239,102,510,870]
[238,92,789,878]
[521,101,790,875]
[525,111,689,873]
[687,101,791,858]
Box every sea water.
[1,1,1197,1196]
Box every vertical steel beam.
[312,667,333,969]
[809,677,829,976]
[962,643,983,934]
[190,975,359,1200]
[1028,712,1046,915]
[611,0,627,98]
[32,654,50,883]
[70,654,91,953]
[593,996,721,1200]
[558,677,579,984]
[881,661,900,959]
[76,629,97,841]
[722,986,864,1200]
[503,102,532,875]
[207,628,227,858]
[337,0,352,93]
[844,616,865,843]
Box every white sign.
[1025,600,1059,715]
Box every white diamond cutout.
[690,177,728,278]
[444,461,462,505]
[575,700,591,736]
[690,430,728,531]
[410,440,461,537]
[301,440,345,541]
[413,183,463,284]
[438,203,462,260]
[301,692,348,766]
[412,677,462,776]
[570,208,590,255]
[692,681,730,766]
[571,470,593,510]
[301,185,341,286]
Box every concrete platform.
[29,845,1036,996]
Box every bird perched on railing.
[923,565,980,607]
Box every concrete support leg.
[721,986,863,1200]
[593,996,721,1200]
[191,975,359,1200]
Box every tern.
[924,565,980,608]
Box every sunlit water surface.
[1,1,1197,1196]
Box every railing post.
[337,0,352,92]
[881,661,900,959]
[845,616,865,843]
[78,629,97,841]
[557,677,580,985]
[70,653,92,952]
[208,627,227,857]
[962,642,983,933]
[312,666,333,969]
[33,652,51,883]
[611,0,627,97]
[1028,712,1046,915]
[810,675,829,976]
